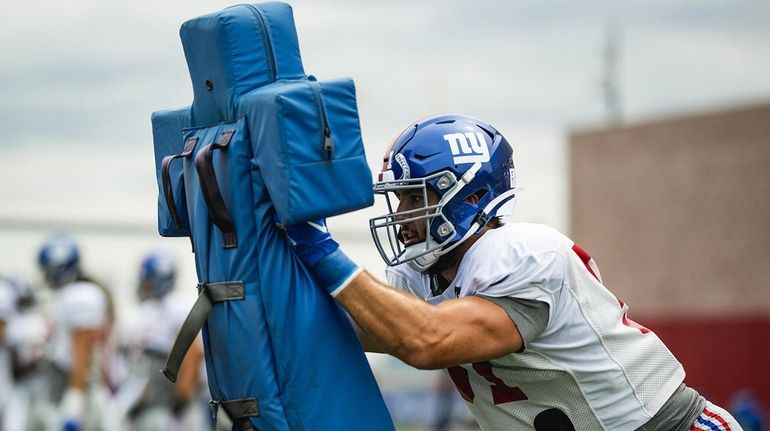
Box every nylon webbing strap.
[162,281,244,382]
[221,398,260,430]
[160,136,198,230]
[195,130,238,248]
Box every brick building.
[570,103,770,414]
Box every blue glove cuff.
[313,248,362,296]
[295,237,339,268]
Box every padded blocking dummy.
[151,3,393,430]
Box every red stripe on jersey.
[619,298,652,334]
[704,408,732,431]
[571,243,599,281]
[447,365,475,403]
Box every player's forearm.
[175,339,203,400]
[69,329,97,389]
[351,320,387,353]
[336,271,448,368]
[283,222,462,366]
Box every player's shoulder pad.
[458,223,571,299]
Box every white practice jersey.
[127,291,192,355]
[0,280,15,321]
[386,223,685,431]
[48,280,108,370]
[0,280,16,408]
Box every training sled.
[150,3,393,430]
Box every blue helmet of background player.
[37,236,81,288]
[369,114,516,272]
[138,251,176,301]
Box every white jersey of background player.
[37,235,111,431]
[120,250,205,431]
[0,277,16,425]
[0,276,48,430]
[284,114,742,431]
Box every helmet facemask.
[138,252,176,301]
[43,264,79,288]
[370,162,483,272]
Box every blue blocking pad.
[151,2,392,430]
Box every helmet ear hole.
[464,188,488,205]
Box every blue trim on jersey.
[695,416,722,431]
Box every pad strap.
[195,130,238,248]
[160,136,198,230]
[220,398,260,431]
[162,281,245,382]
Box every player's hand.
[278,218,361,297]
[59,388,86,431]
[282,219,340,269]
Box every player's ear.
[464,189,487,205]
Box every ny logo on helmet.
[443,132,490,165]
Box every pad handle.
[161,136,198,231]
[195,130,238,248]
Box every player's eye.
[399,191,421,204]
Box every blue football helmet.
[37,236,81,288]
[138,251,176,301]
[369,114,516,272]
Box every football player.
[0,275,47,430]
[284,114,742,430]
[0,276,15,427]
[37,235,113,431]
[122,250,204,431]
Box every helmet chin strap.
[405,162,483,272]
[406,188,517,273]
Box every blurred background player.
[37,235,114,431]
[0,275,48,430]
[121,250,205,431]
[0,276,16,427]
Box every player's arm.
[70,327,99,389]
[60,285,109,429]
[172,336,203,415]
[58,327,99,429]
[338,271,522,369]
[350,320,387,354]
[284,220,523,368]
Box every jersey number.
[448,362,527,405]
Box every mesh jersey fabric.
[386,223,685,431]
